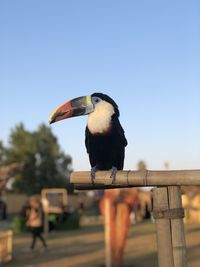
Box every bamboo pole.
[153,187,174,267]
[71,171,191,267]
[168,186,187,267]
[7,230,13,262]
[71,170,200,188]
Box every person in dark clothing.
[59,205,71,223]
[0,199,7,220]
[26,197,47,250]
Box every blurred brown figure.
[0,163,23,220]
[0,163,23,193]
[99,188,138,267]
[26,197,47,250]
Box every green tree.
[0,140,6,164]
[6,123,72,195]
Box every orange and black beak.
[48,96,94,124]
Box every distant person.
[26,197,47,250]
[78,202,85,217]
[0,194,7,220]
[59,205,71,222]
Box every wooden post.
[168,186,187,267]
[7,230,13,262]
[104,198,112,267]
[153,187,174,267]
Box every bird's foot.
[90,166,97,184]
[110,166,117,184]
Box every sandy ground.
[3,221,200,267]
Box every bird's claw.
[90,166,97,184]
[110,166,117,184]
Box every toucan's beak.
[48,96,94,124]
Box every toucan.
[49,93,127,183]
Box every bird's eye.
[92,97,101,105]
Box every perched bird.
[49,93,127,183]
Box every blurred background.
[0,0,200,266]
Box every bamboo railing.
[70,169,200,267]
[0,230,13,263]
[71,169,200,188]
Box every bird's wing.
[112,116,128,147]
[85,126,90,153]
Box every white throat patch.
[87,100,115,134]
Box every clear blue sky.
[1,0,200,171]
